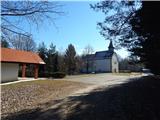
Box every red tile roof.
[0,48,45,64]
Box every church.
[82,41,119,73]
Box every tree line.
[1,38,96,76]
[1,37,143,76]
[38,42,82,76]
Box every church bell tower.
[108,40,114,52]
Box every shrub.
[38,72,49,77]
[51,72,66,78]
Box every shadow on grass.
[2,76,160,120]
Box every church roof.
[95,50,114,60]
[83,54,95,60]
[83,41,115,60]
[83,50,114,61]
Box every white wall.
[95,59,111,72]
[111,53,119,73]
[1,63,19,82]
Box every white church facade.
[82,41,119,73]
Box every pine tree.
[65,44,76,75]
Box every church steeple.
[108,40,114,52]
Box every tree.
[75,55,83,74]
[57,52,66,72]
[1,1,63,39]
[119,58,142,72]
[65,44,77,75]
[82,44,94,55]
[91,1,140,47]
[54,52,59,72]
[37,42,48,76]
[38,42,47,60]
[82,45,94,73]
[91,1,160,74]
[47,43,58,74]
[1,39,9,48]
[129,2,160,74]
[10,35,36,51]
[37,42,60,77]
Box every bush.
[51,72,66,78]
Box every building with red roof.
[1,48,45,82]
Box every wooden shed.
[1,48,45,82]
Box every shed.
[1,48,45,82]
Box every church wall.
[87,60,95,73]
[111,53,119,73]
[81,60,95,73]
[95,59,111,72]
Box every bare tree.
[82,44,94,55]
[82,45,95,73]
[1,1,63,39]
[10,35,36,51]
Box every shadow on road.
[2,76,160,120]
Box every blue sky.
[19,1,129,58]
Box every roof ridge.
[95,50,109,53]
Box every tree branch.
[1,26,30,37]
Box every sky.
[14,1,130,58]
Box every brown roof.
[0,48,45,64]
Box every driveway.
[55,73,141,96]
[63,73,139,86]
[2,73,142,120]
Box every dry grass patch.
[1,80,88,117]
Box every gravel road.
[1,73,141,120]
[63,73,140,86]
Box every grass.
[2,80,77,87]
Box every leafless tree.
[82,44,94,55]
[1,1,64,39]
[82,45,95,73]
[10,35,36,51]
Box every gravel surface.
[63,73,140,85]
[1,73,142,120]
[1,80,88,118]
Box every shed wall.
[1,63,19,82]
